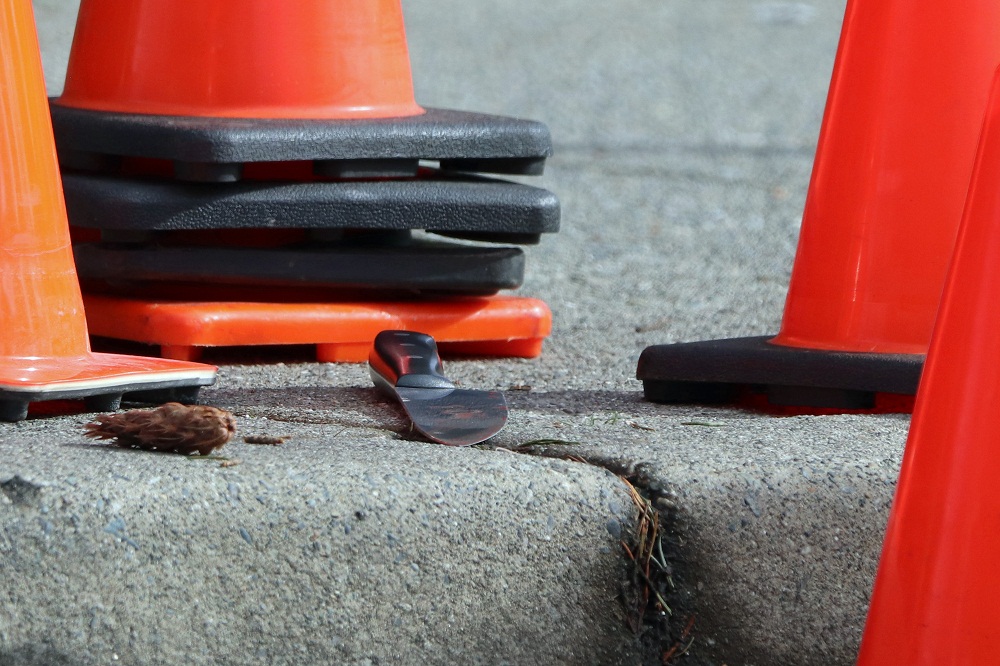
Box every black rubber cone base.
[62,171,559,244]
[74,234,525,296]
[637,336,924,410]
[50,104,552,182]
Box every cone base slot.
[74,237,525,295]
[637,335,923,410]
[62,171,559,243]
[50,104,553,182]
[82,293,551,363]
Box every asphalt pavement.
[0,2,907,664]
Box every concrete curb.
[0,412,643,665]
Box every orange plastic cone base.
[772,0,1000,354]
[857,67,1000,665]
[58,0,424,120]
[81,293,551,363]
[0,0,216,420]
[0,354,216,417]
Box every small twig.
[657,534,669,569]
[679,614,696,639]
[663,616,697,663]
[634,564,672,616]
[514,438,582,449]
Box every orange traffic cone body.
[638,0,1000,410]
[58,0,423,120]
[856,66,1000,665]
[772,0,1000,354]
[0,0,216,421]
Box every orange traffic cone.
[0,0,216,421]
[58,0,423,120]
[638,0,1000,410]
[857,66,1000,664]
[48,0,555,359]
[50,0,552,182]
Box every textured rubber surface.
[74,237,525,295]
[50,104,552,181]
[637,336,924,408]
[62,171,559,243]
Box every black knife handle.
[369,330,455,390]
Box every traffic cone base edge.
[74,239,527,295]
[82,293,553,364]
[61,170,560,240]
[50,104,553,183]
[637,336,923,411]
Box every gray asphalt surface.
[0,1,908,664]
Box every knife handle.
[369,330,455,390]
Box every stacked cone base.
[62,170,560,244]
[50,105,552,183]
[82,293,552,363]
[75,236,525,295]
[637,336,923,410]
[0,354,216,421]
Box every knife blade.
[368,330,508,446]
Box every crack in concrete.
[495,443,696,666]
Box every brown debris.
[620,477,675,640]
[662,615,696,663]
[243,435,287,445]
[84,403,236,456]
